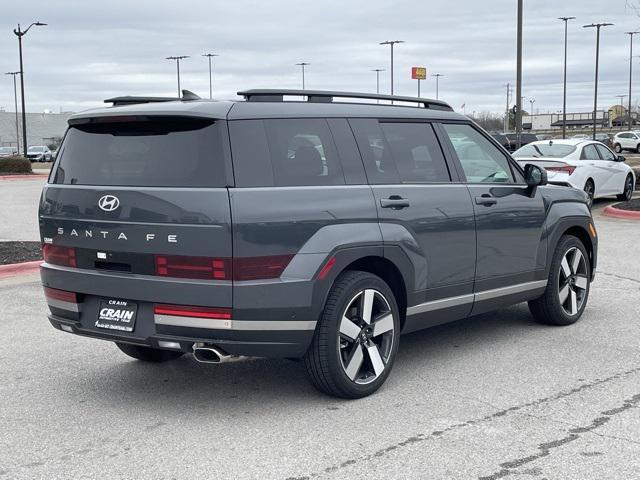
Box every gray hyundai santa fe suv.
[39,89,597,398]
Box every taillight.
[154,254,293,281]
[42,244,77,267]
[43,287,78,303]
[545,165,576,175]
[233,255,294,281]
[154,304,232,320]
[155,255,231,280]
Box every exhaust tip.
[192,344,222,363]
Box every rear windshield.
[513,143,576,158]
[52,116,226,187]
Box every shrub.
[0,156,33,174]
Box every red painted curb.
[0,260,42,279]
[602,205,640,220]
[0,174,48,180]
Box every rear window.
[52,116,226,187]
[513,143,576,158]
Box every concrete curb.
[0,174,48,181]
[602,205,640,220]
[0,260,42,279]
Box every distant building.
[523,105,638,132]
[0,111,72,150]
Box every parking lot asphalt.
[0,178,44,242]
[0,185,639,479]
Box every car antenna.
[181,89,201,101]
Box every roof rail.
[237,89,453,111]
[105,89,201,106]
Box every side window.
[595,144,615,161]
[378,122,451,183]
[442,123,516,183]
[580,144,600,160]
[229,119,345,187]
[349,118,400,184]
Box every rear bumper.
[41,263,317,358]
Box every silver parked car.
[26,145,53,162]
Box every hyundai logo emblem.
[98,195,120,212]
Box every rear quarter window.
[52,116,227,187]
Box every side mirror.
[617,155,626,162]
[524,164,547,187]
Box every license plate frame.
[95,299,138,332]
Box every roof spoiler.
[237,89,453,111]
[104,89,201,106]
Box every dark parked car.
[40,89,597,398]
[490,132,511,151]
[504,133,538,152]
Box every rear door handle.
[380,196,410,209]
[475,195,497,206]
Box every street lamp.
[5,72,21,155]
[431,73,443,100]
[296,62,309,90]
[559,17,575,139]
[515,0,523,148]
[202,53,219,99]
[379,40,404,98]
[583,23,614,140]
[166,55,189,98]
[371,69,384,103]
[13,21,46,157]
[626,32,639,130]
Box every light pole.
[202,53,218,99]
[626,32,639,130]
[371,69,384,103]
[515,0,523,148]
[529,98,535,116]
[616,94,627,127]
[296,62,309,90]
[559,17,575,139]
[379,40,404,98]
[166,55,189,98]
[431,73,443,100]
[13,21,46,157]
[5,72,21,155]
[583,23,613,140]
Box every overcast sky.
[1,0,639,115]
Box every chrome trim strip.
[46,298,82,313]
[407,280,547,316]
[473,280,548,302]
[154,314,317,331]
[406,293,474,316]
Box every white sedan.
[513,139,635,207]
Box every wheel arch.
[553,224,596,280]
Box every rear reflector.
[154,254,293,281]
[43,244,77,268]
[318,257,336,280]
[154,304,232,320]
[545,165,576,175]
[44,287,78,303]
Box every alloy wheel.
[558,247,588,316]
[584,181,594,208]
[338,289,395,385]
[624,175,634,200]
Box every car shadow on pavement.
[61,303,546,411]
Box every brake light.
[233,255,294,281]
[155,255,231,280]
[154,304,232,320]
[545,165,576,175]
[43,244,77,267]
[43,287,78,303]
[154,254,293,281]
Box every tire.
[529,235,590,326]
[617,174,634,201]
[116,342,184,362]
[614,143,622,153]
[583,179,595,209]
[304,270,401,399]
